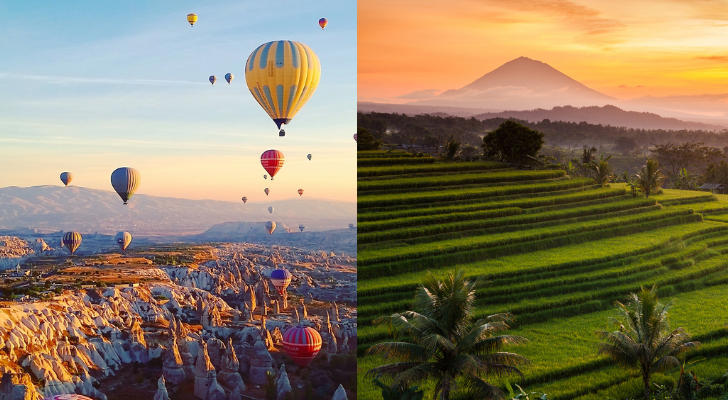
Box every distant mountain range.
[0,185,355,235]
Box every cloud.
[396,89,441,99]
[696,56,728,61]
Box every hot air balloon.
[282,325,322,367]
[299,225,305,232]
[43,395,95,400]
[270,268,292,295]
[353,133,357,142]
[349,224,354,229]
[268,206,274,214]
[263,174,268,180]
[242,197,248,204]
[307,154,312,161]
[209,76,217,85]
[187,13,197,26]
[60,172,73,187]
[115,231,132,251]
[111,167,140,205]
[266,221,276,235]
[261,150,285,179]
[318,18,328,30]
[225,73,233,85]
[62,232,82,254]
[298,189,303,196]
[264,188,270,196]
[245,41,321,136]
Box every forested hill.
[358,111,728,149]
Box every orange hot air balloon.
[261,150,285,179]
[318,18,327,30]
[298,189,303,196]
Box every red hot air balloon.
[319,18,328,29]
[261,150,285,179]
[282,325,322,367]
[298,189,303,196]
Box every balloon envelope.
[299,225,305,232]
[245,40,321,131]
[353,133,357,142]
[115,231,132,251]
[225,73,233,84]
[60,172,73,187]
[110,167,140,205]
[270,268,292,294]
[282,325,322,367]
[349,224,354,229]
[261,150,285,178]
[266,221,276,235]
[298,189,303,196]
[62,232,82,254]
[319,18,328,29]
[307,154,312,160]
[268,206,274,214]
[242,197,247,203]
[209,75,216,85]
[187,13,197,26]
[264,188,270,196]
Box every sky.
[0,0,356,203]
[358,0,728,105]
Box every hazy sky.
[0,0,356,203]
[359,0,728,104]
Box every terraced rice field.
[357,150,728,400]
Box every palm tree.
[635,159,663,198]
[596,286,700,400]
[365,269,529,400]
[588,154,614,185]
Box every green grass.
[358,170,566,192]
[357,161,507,177]
[358,157,435,167]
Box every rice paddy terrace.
[357,150,728,400]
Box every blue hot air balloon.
[270,269,292,295]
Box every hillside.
[0,185,355,235]
[356,151,728,400]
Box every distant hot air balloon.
[62,232,82,254]
[60,172,73,187]
[225,73,233,85]
[307,154,312,161]
[43,395,95,400]
[209,75,217,85]
[268,206,274,214]
[111,167,140,205]
[353,133,357,142]
[261,150,285,179]
[270,268,292,295]
[264,188,270,196]
[318,18,328,30]
[245,41,321,136]
[298,189,303,196]
[349,224,354,229]
[299,225,305,232]
[266,221,276,235]
[242,197,248,203]
[115,231,132,251]
[187,13,197,26]
[263,174,268,180]
[282,325,322,367]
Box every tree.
[595,286,699,400]
[482,121,544,165]
[636,159,663,198]
[588,154,614,185]
[703,161,728,185]
[615,136,637,154]
[365,269,529,400]
[357,127,383,151]
[651,142,723,177]
[445,137,461,161]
